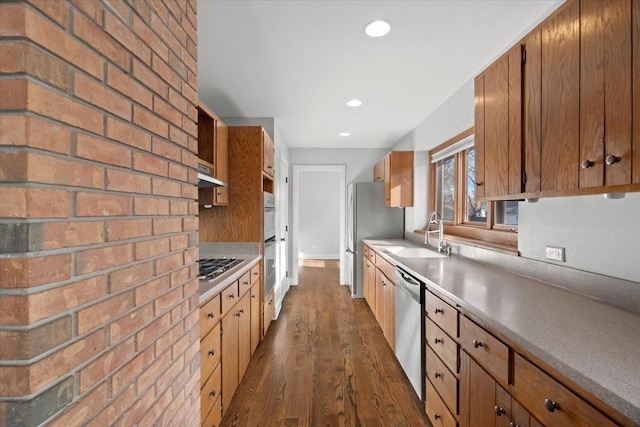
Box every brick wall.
[0,0,201,425]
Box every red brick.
[106,218,152,241]
[69,0,103,25]
[77,291,134,334]
[74,73,132,120]
[182,116,198,139]
[153,320,183,357]
[152,137,182,162]
[0,4,26,37]
[85,383,135,427]
[136,348,171,392]
[169,234,188,251]
[0,187,71,219]
[182,278,198,298]
[181,182,198,200]
[169,298,189,324]
[30,330,106,394]
[133,105,169,138]
[136,312,170,349]
[104,0,131,25]
[150,53,181,91]
[76,192,133,216]
[0,253,71,289]
[0,78,27,110]
[154,287,183,317]
[149,11,181,57]
[0,365,29,396]
[183,307,199,332]
[0,316,71,360]
[106,169,151,194]
[106,117,152,151]
[153,95,182,128]
[168,200,188,216]
[37,220,105,250]
[133,196,170,216]
[181,45,197,76]
[132,58,167,97]
[169,124,188,148]
[132,13,168,62]
[134,276,170,306]
[48,383,108,427]
[106,64,152,109]
[138,387,173,427]
[0,42,70,91]
[104,9,150,64]
[109,261,153,292]
[76,132,132,168]
[113,385,155,427]
[151,177,181,197]
[0,115,72,154]
[154,252,183,275]
[76,243,133,275]
[0,276,106,326]
[153,217,182,235]
[167,163,188,182]
[109,302,154,341]
[79,337,135,392]
[23,6,104,79]
[183,216,198,233]
[133,151,168,176]
[134,237,170,260]
[72,10,129,70]
[155,355,184,393]
[111,345,154,394]
[25,0,69,27]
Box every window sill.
[415,227,518,256]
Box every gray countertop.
[364,239,640,424]
[198,254,261,304]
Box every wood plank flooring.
[220,260,431,427]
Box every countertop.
[198,254,261,304]
[364,238,640,424]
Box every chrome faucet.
[425,211,450,254]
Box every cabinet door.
[474,75,486,199]
[213,118,229,206]
[580,0,632,188]
[237,293,251,382]
[221,310,239,414]
[522,29,542,194]
[373,159,385,182]
[634,0,640,184]
[214,187,228,206]
[263,130,275,177]
[374,268,385,327]
[384,151,414,207]
[263,290,275,336]
[459,352,509,427]
[541,0,580,192]
[250,283,260,356]
[384,281,395,349]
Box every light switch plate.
[545,246,565,262]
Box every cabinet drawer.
[426,379,458,427]
[426,292,458,339]
[238,270,252,297]
[375,255,396,285]
[221,281,239,317]
[426,316,459,373]
[200,294,221,340]
[426,345,458,415]
[202,395,222,427]
[513,354,616,427]
[460,316,509,385]
[200,322,221,387]
[200,363,222,424]
[250,263,260,285]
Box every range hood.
[198,173,226,188]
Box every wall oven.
[263,192,276,301]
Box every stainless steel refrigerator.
[345,182,405,298]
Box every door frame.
[275,155,289,316]
[292,164,346,287]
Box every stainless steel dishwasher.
[394,266,424,400]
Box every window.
[429,128,518,251]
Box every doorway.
[292,165,346,287]
[275,156,289,316]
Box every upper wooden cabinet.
[198,102,229,206]
[475,0,639,200]
[263,129,275,179]
[372,151,414,207]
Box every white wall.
[297,171,341,258]
[289,147,388,184]
[519,193,640,283]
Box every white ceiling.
[197,0,560,149]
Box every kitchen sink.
[382,246,446,259]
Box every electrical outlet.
[545,246,565,262]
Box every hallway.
[220,260,431,426]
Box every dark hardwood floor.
[220,259,431,427]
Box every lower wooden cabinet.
[221,303,239,413]
[426,379,458,427]
[363,256,375,309]
[202,392,222,427]
[201,363,221,423]
[250,282,260,356]
[263,289,275,336]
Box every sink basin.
[382,246,446,259]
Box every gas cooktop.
[197,257,242,282]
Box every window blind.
[430,134,474,163]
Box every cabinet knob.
[581,159,595,169]
[544,398,560,412]
[239,309,244,314]
[434,414,441,420]
[229,294,235,299]
[476,181,483,187]
[510,423,520,427]
[217,191,222,196]
[605,155,620,165]
[253,272,259,276]
[434,338,443,344]
[434,372,442,379]
[472,340,483,348]
[207,312,215,318]
[209,390,216,397]
[494,406,505,416]
[208,349,215,356]
[243,281,249,285]
[434,308,443,314]
[252,294,256,299]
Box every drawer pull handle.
[472,340,483,348]
[509,423,520,427]
[243,281,249,285]
[544,398,560,412]
[605,154,620,165]
[434,414,441,420]
[434,372,442,379]
[434,308,443,314]
[434,338,443,344]
[581,159,595,169]
[494,406,505,416]
[209,390,216,397]
[229,294,235,299]
[208,350,215,356]
[207,312,215,318]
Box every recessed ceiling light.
[365,20,391,38]
[346,99,362,107]
[339,132,351,137]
